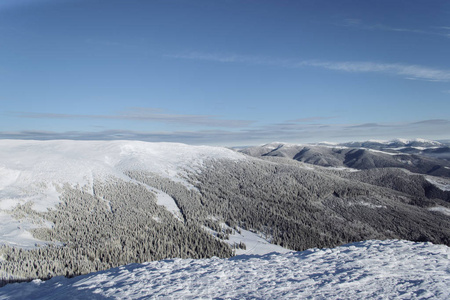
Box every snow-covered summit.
[0,139,246,203]
[0,140,245,188]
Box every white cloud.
[169,52,450,82]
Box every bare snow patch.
[426,176,450,191]
[0,212,53,249]
[204,224,291,255]
[357,201,387,209]
[428,206,450,217]
[227,227,292,255]
[147,186,183,221]
[346,200,386,209]
[326,166,360,172]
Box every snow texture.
[0,240,448,300]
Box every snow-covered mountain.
[0,139,245,190]
[1,139,449,288]
[338,138,450,161]
[0,140,245,249]
[241,139,450,176]
[1,240,448,299]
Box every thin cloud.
[288,117,336,123]
[297,61,450,82]
[342,19,450,39]
[348,123,389,128]
[13,108,254,128]
[2,119,448,146]
[168,52,450,82]
[412,119,450,125]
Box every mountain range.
[0,139,449,287]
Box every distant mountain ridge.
[339,138,446,154]
[241,138,450,176]
[340,138,443,148]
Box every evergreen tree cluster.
[188,159,450,250]
[0,179,231,286]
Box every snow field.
[0,240,448,299]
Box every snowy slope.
[0,140,245,190]
[0,140,246,248]
[226,227,292,255]
[204,224,292,255]
[1,240,448,299]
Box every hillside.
[0,140,449,285]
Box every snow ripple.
[1,240,448,299]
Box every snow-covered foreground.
[1,240,448,299]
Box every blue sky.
[1,0,449,145]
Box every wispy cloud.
[2,119,449,146]
[168,52,450,82]
[287,117,336,123]
[12,108,254,128]
[348,123,390,128]
[412,119,450,125]
[342,18,450,39]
